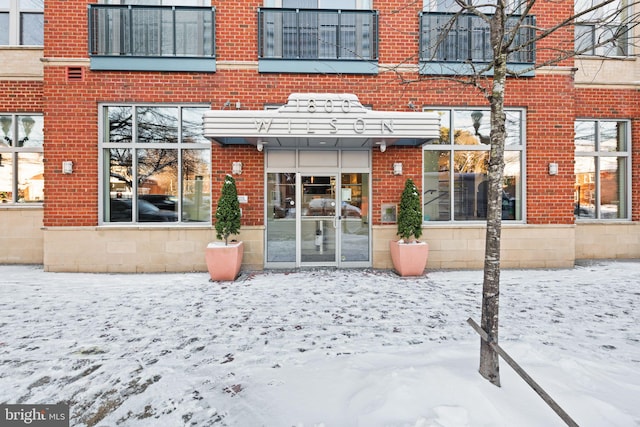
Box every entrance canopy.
[203,93,440,150]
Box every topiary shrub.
[396,178,423,243]
[214,174,241,245]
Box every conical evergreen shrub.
[215,174,241,245]
[397,178,423,242]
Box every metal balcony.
[88,4,215,72]
[419,12,535,76]
[257,7,378,74]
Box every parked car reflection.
[110,198,178,222]
[139,194,178,211]
[305,198,361,218]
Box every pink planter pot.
[389,240,429,277]
[205,241,244,281]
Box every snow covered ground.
[0,261,638,427]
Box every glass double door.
[266,172,370,268]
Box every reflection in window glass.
[1,115,13,145]
[424,108,523,221]
[20,12,43,45]
[182,149,211,222]
[20,0,44,9]
[600,157,625,219]
[137,107,179,144]
[454,110,487,145]
[106,106,133,144]
[107,148,133,222]
[17,152,44,202]
[453,151,490,220]
[574,119,629,220]
[599,121,626,152]
[0,153,14,203]
[0,113,44,204]
[17,115,43,147]
[423,150,449,221]
[0,14,9,45]
[266,172,296,262]
[574,157,596,218]
[182,108,209,144]
[137,148,179,221]
[575,121,596,151]
[102,105,211,224]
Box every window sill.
[0,203,43,210]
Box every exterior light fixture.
[62,161,73,174]
[379,142,386,152]
[393,162,403,175]
[257,141,265,152]
[232,161,243,175]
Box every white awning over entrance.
[203,93,440,150]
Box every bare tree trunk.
[479,15,508,387]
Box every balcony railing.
[419,12,535,74]
[257,8,378,74]
[88,4,215,71]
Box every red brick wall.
[44,0,89,58]
[40,0,636,229]
[0,81,43,111]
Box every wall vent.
[66,67,84,81]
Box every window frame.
[0,0,44,46]
[574,0,631,57]
[0,113,44,205]
[574,119,631,221]
[98,103,212,226]
[422,107,526,223]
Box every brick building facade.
[1,0,638,272]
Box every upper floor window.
[423,108,524,222]
[0,114,44,204]
[575,0,629,56]
[574,120,630,220]
[0,0,44,46]
[100,105,212,225]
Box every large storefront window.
[0,114,44,204]
[423,108,523,222]
[574,120,630,219]
[100,105,211,224]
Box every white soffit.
[203,93,440,149]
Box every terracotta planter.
[205,241,244,281]
[389,240,429,277]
